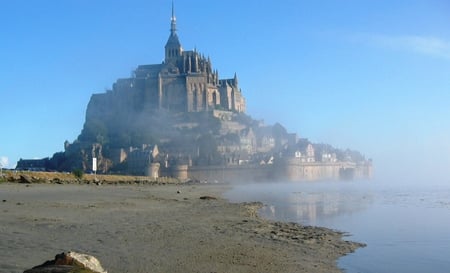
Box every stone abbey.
[106,6,245,114]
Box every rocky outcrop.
[23,252,107,273]
[19,175,32,184]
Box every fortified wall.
[184,160,372,183]
[279,159,372,181]
[187,165,276,183]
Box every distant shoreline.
[1,173,364,273]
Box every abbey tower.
[109,4,246,114]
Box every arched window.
[193,88,198,111]
[212,92,217,105]
[231,89,235,110]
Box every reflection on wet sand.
[225,181,450,273]
[246,184,374,226]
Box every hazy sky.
[1,1,449,181]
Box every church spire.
[170,1,176,35]
[165,1,182,63]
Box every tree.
[72,169,84,179]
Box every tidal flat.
[0,182,363,273]
[225,180,450,273]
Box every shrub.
[72,169,84,179]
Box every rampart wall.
[186,160,372,182]
[188,165,275,183]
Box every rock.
[66,251,107,273]
[24,265,76,273]
[20,175,32,184]
[52,178,62,184]
[199,195,217,200]
[23,252,107,273]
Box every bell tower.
[165,2,182,63]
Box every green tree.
[72,169,84,179]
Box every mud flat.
[0,182,364,273]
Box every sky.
[1,0,449,182]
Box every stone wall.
[280,159,343,181]
[280,159,372,181]
[188,165,276,183]
[187,161,372,183]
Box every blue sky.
[1,1,449,181]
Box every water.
[223,179,450,273]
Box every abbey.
[111,6,245,113]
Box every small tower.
[165,2,182,63]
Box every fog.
[0,156,9,169]
[363,131,450,187]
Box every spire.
[170,1,176,35]
[165,1,182,63]
[172,1,174,17]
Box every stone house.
[127,145,159,176]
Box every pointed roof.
[165,1,181,49]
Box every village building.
[127,145,159,176]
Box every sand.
[0,182,364,273]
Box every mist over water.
[224,178,450,273]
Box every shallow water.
[224,179,450,273]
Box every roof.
[165,33,182,48]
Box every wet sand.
[0,183,363,273]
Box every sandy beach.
[0,181,363,273]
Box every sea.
[223,179,450,273]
